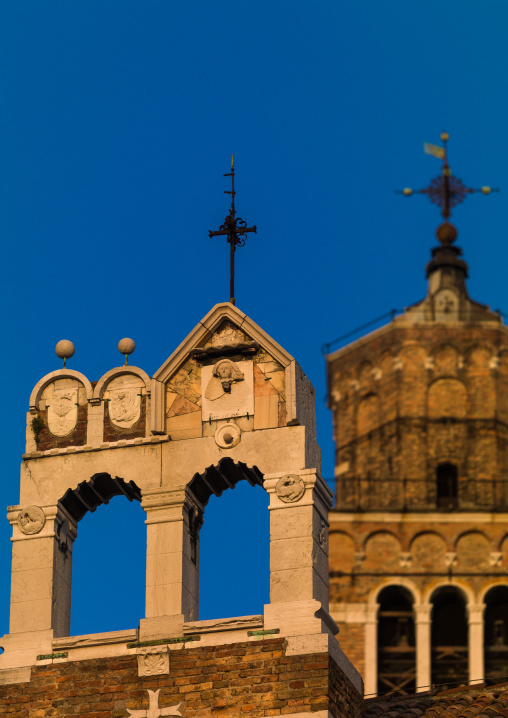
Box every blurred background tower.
[326,135,508,697]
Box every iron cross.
[209,156,257,305]
[398,131,496,219]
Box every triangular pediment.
[153,303,294,383]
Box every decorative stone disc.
[215,422,241,449]
[18,506,46,535]
[276,475,305,503]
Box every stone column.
[415,604,432,693]
[468,603,485,684]
[263,470,363,695]
[139,486,203,641]
[264,469,332,608]
[263,469,335,639]
[7,503,77,639]
[364,603,379,697]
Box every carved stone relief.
[435,289,459,321]
[105,375,144,428]
[201,360,254,421]
[205,359,244,400]
[136,647,170,677]
[126,687,181,716]
[318,520,327,548]
[215,422,241,449]
[276,475,305,503]
[210,322,247,348]
[18,506,46,535]
[47,388,78,436]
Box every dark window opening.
[437,463,458,510]
[431,586,468,689]
[377,586,416,697]
[485,586,508,681]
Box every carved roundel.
[18,506,46,535]
[215,422,241,449]
[276,475,305,503]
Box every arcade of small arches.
[333,340,508,395]
[362,579,508,698]
[331,340,508,434]
[7,457,331,656]
[329,529,508,574]
[53,458,264,633]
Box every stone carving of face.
[205,360,244,401]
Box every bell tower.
[326,135,508,697]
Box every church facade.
[0,302,362,717]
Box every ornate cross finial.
[398,132,497,236]
[209,156,257,305]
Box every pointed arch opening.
[431,586,468,688]
[377,585,416,697]
[484,585,508,681]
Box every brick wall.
[103,395,147,442]
[329,519,508,604]
[35,405,88,451]
[334,625,365,678]
[328,323,508,502]
[0,638,364,718]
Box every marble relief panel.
[104,374,145,429]
[40,378,85,437]
[201,360,254,421]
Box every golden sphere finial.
[402,187,413,196]
[440,131,449,142]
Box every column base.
[139,614,185,642]
[0,629,54,669]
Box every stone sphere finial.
[55,340,75,367]
[118,338,135,366]
[436,221,458,245]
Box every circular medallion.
[215,422,241,449]
[276,475,305,503]
[18,506,46,535]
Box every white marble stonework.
[47,387,78,436]
[104,374,143,428]
[210,322,247,347]
[136,646,170,677]
[201,360,254,421]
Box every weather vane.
[209,156,257,305]
[398,132,497,228]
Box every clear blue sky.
[0,1,506,637]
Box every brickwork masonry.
[0,638,363,718]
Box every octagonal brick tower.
[326,221,508,697]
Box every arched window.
[484,586,508,681]
[436,463,458,510]
[71,495,146,636]
[199,480,269,620]
[431,586,468,688]
[377,586,416,696]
